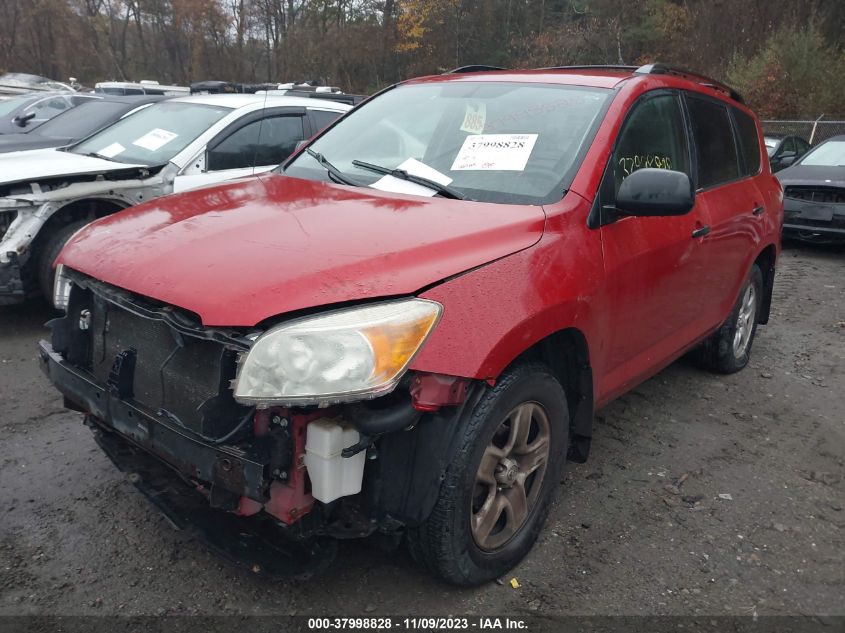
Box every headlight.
[53,264,73,311]
[233,299,442,406]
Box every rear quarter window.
[686,95,741,188]
[731,107,761,176]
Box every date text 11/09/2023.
[307,617,529,630]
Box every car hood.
[0,148,146,186]
[59,174,546,326]
[777,164,845,188]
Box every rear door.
[683,95,761,329]
[598,90,713,395]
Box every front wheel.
[408,362,568,585]
[698,263,764,374]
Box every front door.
[598,91,712,399]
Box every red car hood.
[59,174,545,326]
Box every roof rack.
[281,89,366,105]
[540,64,639,73]
[634,63,745,103]
[444,65,505,74]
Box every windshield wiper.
[306,148,364,187]
[351,160,465,200]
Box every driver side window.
[207,115,305,172]
[611,94,690,195]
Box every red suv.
[41,64,783,585]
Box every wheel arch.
[502,327,595,463]
[31,197,128,260]
[374,326,595,529]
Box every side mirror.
[615,168,695,217]
[14,111,36,127]
[779,153,796,167]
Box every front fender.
[412,203,606,382]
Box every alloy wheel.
[471,401,550,551]
[733,284,757,358]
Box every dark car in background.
[0,95,165,154]
[778,135,845,242]
[765,134,811,172]
[0,92,101,134]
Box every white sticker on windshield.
[460,103,486,134]
[451,134,538,171]
[371,158,453,198]
[97,142,125,158]
[131,128,178,152]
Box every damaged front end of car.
[0,164,173,303]
[40,267,477,577]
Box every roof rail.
[634,63,745,103]
[444,65,505,74]
[540,65,639,73]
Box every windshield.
[36,100,129,138]
[283,81,611,204]
[71,101,231,165]
[798,140,845,167]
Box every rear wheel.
[698,263,764,374]
[408,362,568,585]
[37,220,89,300]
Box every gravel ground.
[0,242,842,618]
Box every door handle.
[692,225,711,238]
[752,205,765,216]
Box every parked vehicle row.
[31,64,784,584]
[0,94,349,303]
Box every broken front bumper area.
[38,340,271,503]
[39,339,338,578]
[91,419,338,579]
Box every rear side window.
[611,93,690,195]
[686,96,741,188]
[731,107,761,176]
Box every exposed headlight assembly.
[233,299,442,407]
[53,264,73,311]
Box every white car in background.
[0,94,350,303]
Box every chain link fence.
[761,119,845,145]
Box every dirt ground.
[0,242,842,619]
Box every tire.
[698,263,764,374]
[407,362,569,585]
[37,220,89,300]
